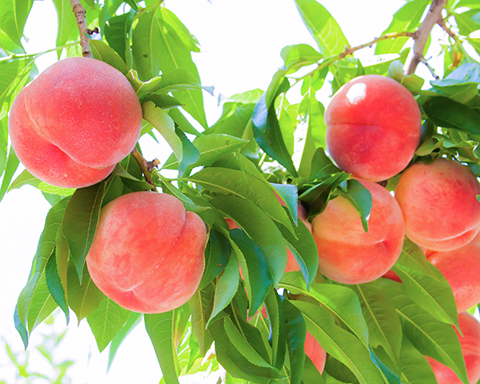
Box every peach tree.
[1,0,480,383]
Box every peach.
[425,312,480,384]
[86,192,207,313]
[325,74,421,182]
[426,232,480,312]
[304,331,327,374]
[8,57,142,188]
[395,158,480,252]
[311,179,405,284]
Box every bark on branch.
[70,0,92,58]
[406,0,448,75]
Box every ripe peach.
[9,57,142,188]
[426,232,480,312]
[86,192,207,313]
[311,179,405,284]
[395,158,480,252]
[325,74,421,182]
[425,312,480,384]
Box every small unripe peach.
[86,192,207,313]
[395,158,480,252]
[325,75,421,182]
[9,57,142,188]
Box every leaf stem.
[0,42,80,62]
[131,147,158,191]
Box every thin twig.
[131,147,158,191]
[437,17,457,41]
[293,31,414,84]
[70,0,91,58]
[405,0,448,75]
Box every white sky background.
[0,0,445,382]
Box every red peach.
[426,232,480,312]
[325,75,421,182]
[9,57,142,188]
[312,179,405,284]
[395,158,480,252]
[426,312,480,384]
[304,331,327,374]
[86,192,207,313]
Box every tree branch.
[70,0,91,58]
[405,0,448,75]
[131,147,158,191]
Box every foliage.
[1,0,480,383]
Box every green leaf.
[392,242,459,328]
[399,338,438,384]
[145,311,180,384]
[190,167,295,234]
[294,0,349,56]
[281,44,323,74]
[252,71,298,177]
[14,306,28,348]
[151,68,214,98]
[0,0,33,46]
[351,281,402,365]
[67,261,104,321]
[143,100,183,164]
[63,181,106,282]
[45,253,69,323]
[207,252,240,325]
[175,127,200,176]
[0,145,19,203]
[375,0,430,54]
[298,88,328,179]
[210,102,255,138]
[339,179,372,233]
[278,217,319,289]
[26,273,58,334]
[16,197,70,334]
[283,299,306,384]
[281,274,369,349]
[52,0,76,59]
[423,96,480,134]
[210,194,287,286]
[292,300,385,384]
[229,229,273,317]
[87,297,130,352]
[380,279,469,384]
[264,287,286,370]
[163,134,249,170]
[90,39,129,75]
[309,147,341,181]
[189,283,215,356]
[104,10,135,64]
[9,169,76,196]
[199,228,231,289]
[455,10,480,36]
[108,312,143,370]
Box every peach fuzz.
[395,158,480,252]
[325,74,421,182]
[8,57,142,188]
[311,179,405,284]
[86,192,207,314]
[426,232,480,312]
[425,312,480,384]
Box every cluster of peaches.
[8,57,480,381]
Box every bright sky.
[0,0,424,382]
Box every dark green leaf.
[63,181,106,282]
[338,179,372,233]
[210,194,287,286]
[45,253,69,323]
[283,299,306,384]
[175,127,200,176]
[145,311,180,384]
[264,288,286,370]
[199,228,231,289]
[87,297,130,352]
[423,96,480,134]
[229,229,273,317]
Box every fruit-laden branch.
[405,0,448,75]
[70,0,91,58]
